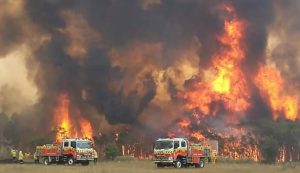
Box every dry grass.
[0,160,299,173]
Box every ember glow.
[54,93,93,142]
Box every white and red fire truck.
[35,138,94,165]
[152,138,212,168]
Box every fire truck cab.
[36,138,94,166]
[153,138,210,168]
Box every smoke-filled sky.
[0,0,300,143]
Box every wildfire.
[209,6,251,113]
[54,93,93,142]
[175,4,298,162]
[190,131,205,141]
[221,138,260,161]
[278,146,287,163]
[79,118,93,140]
[181,4,250,116]
[254,66,299,120]
[173,117,261,161]
[178,118,191,128]
[175,5,257,161]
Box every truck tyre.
[67,157,74,165]
[195,159,205,168]
[43,157,50,165]
[175,159,182,168]
[199,160,205,168]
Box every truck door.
[62,141,76,157]
[180,140,187,156]
[174,141,180,158]
[62,141,70,154]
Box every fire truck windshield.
[154,140,173,150]
[76,141,92,149]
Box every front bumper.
[76,155,94,161]
[153,158,174,164]
[77,158,94,161]
[153,160,174,164]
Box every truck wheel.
[175,159,182,168]
[43,158,50,165]
[195,159,205,168]
[199,160,205,168]
[67,158,74,165]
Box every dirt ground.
[0,160,299,173]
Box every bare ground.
[0,161,299,173]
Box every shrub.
[259,137,279,163]
[105,143,119,160]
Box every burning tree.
[172,3,300,162]
[53,93,94,142]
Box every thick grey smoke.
[23,0,225,127]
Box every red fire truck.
[152,138,211,168]
[35,138,94,165]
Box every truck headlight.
[168,156,173,161]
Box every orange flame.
[178,118,191,128]
[79,118,93,140]
[221,138,261,161]
[190,131,205,141]
[181,4,249,115]
[54,93,93,142]
[173,118,261,161]
[176,4,262,162]
[176,4,299,163]
[254,66,298,120]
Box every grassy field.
[0,160,299,173]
